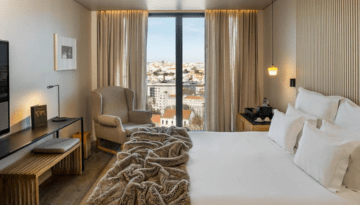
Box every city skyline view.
[147,17,205,131]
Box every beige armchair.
[91,86,153,154]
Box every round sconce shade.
[268,65,278,76]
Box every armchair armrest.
[98,115,124,128]
[129,110,153,124]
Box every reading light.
[47,85,68,122]
[268,65,278,76]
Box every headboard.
[296,0,360,105]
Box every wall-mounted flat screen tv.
[0,41,9,136]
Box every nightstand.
[236,113,271,132]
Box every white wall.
[0,0,92,171]
[262,0,296,112]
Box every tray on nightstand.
[245,107,273,121]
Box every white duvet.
[188,132,360,205]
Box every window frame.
[148,12,205,127]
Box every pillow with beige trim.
[320,119,360,191]
[294,122,360,193]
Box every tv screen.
[0,41,9,136]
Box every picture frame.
[54,34,77,71]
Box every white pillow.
[320,120,360,191]
[295,87,341,123]
[268,109,306,154]
[286,103,318,125]
[334,99,360,130]
[294,122,360,192]
[286,103,318,148]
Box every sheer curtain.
[205,10,262,132]
[97,10,148,109]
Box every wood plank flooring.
[79,156,117,205]
[39,141,119,205]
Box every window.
[147,13,205,131]
[150,87,155,97]
[182,17,205,131]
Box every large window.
[146,13,205,131]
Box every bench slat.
[0,143,80,177]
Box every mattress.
[188,132,360,205]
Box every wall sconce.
[268,65,278,76]
[290,79,296,87]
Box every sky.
[147,17,205,63]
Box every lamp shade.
[268,65,278,76]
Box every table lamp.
[47,85,68,122]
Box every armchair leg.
[96,138,119,155]
[97,146,118,155]
[96,138,100,153]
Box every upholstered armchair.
[91,86,154,154]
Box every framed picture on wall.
[54,34,77,71]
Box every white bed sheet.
[188,132,360,205]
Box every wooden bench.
[0,143,82,205]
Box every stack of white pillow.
[268,87,360,193]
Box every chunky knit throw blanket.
[87,126,193,205]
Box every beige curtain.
[97,10,148,109]
[205,10,262,132]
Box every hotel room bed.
[188,131,360,205]
[86,88,360,205]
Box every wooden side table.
[236,113,271,132]
[73,131,91,159]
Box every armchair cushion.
[129,110,153,124]
[123,122,153,136]
[98,115,123,128]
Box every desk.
[0,117,85,171]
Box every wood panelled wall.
[296,0,360,104]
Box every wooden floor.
[39,141,119,205]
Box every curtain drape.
[97,10,148,110]
[205,10,262,132]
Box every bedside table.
[236,113,271,132]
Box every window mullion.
[176,15,183,127]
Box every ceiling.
[74,0,273,11]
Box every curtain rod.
[149,9,257,13]
[149,10,205,13]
